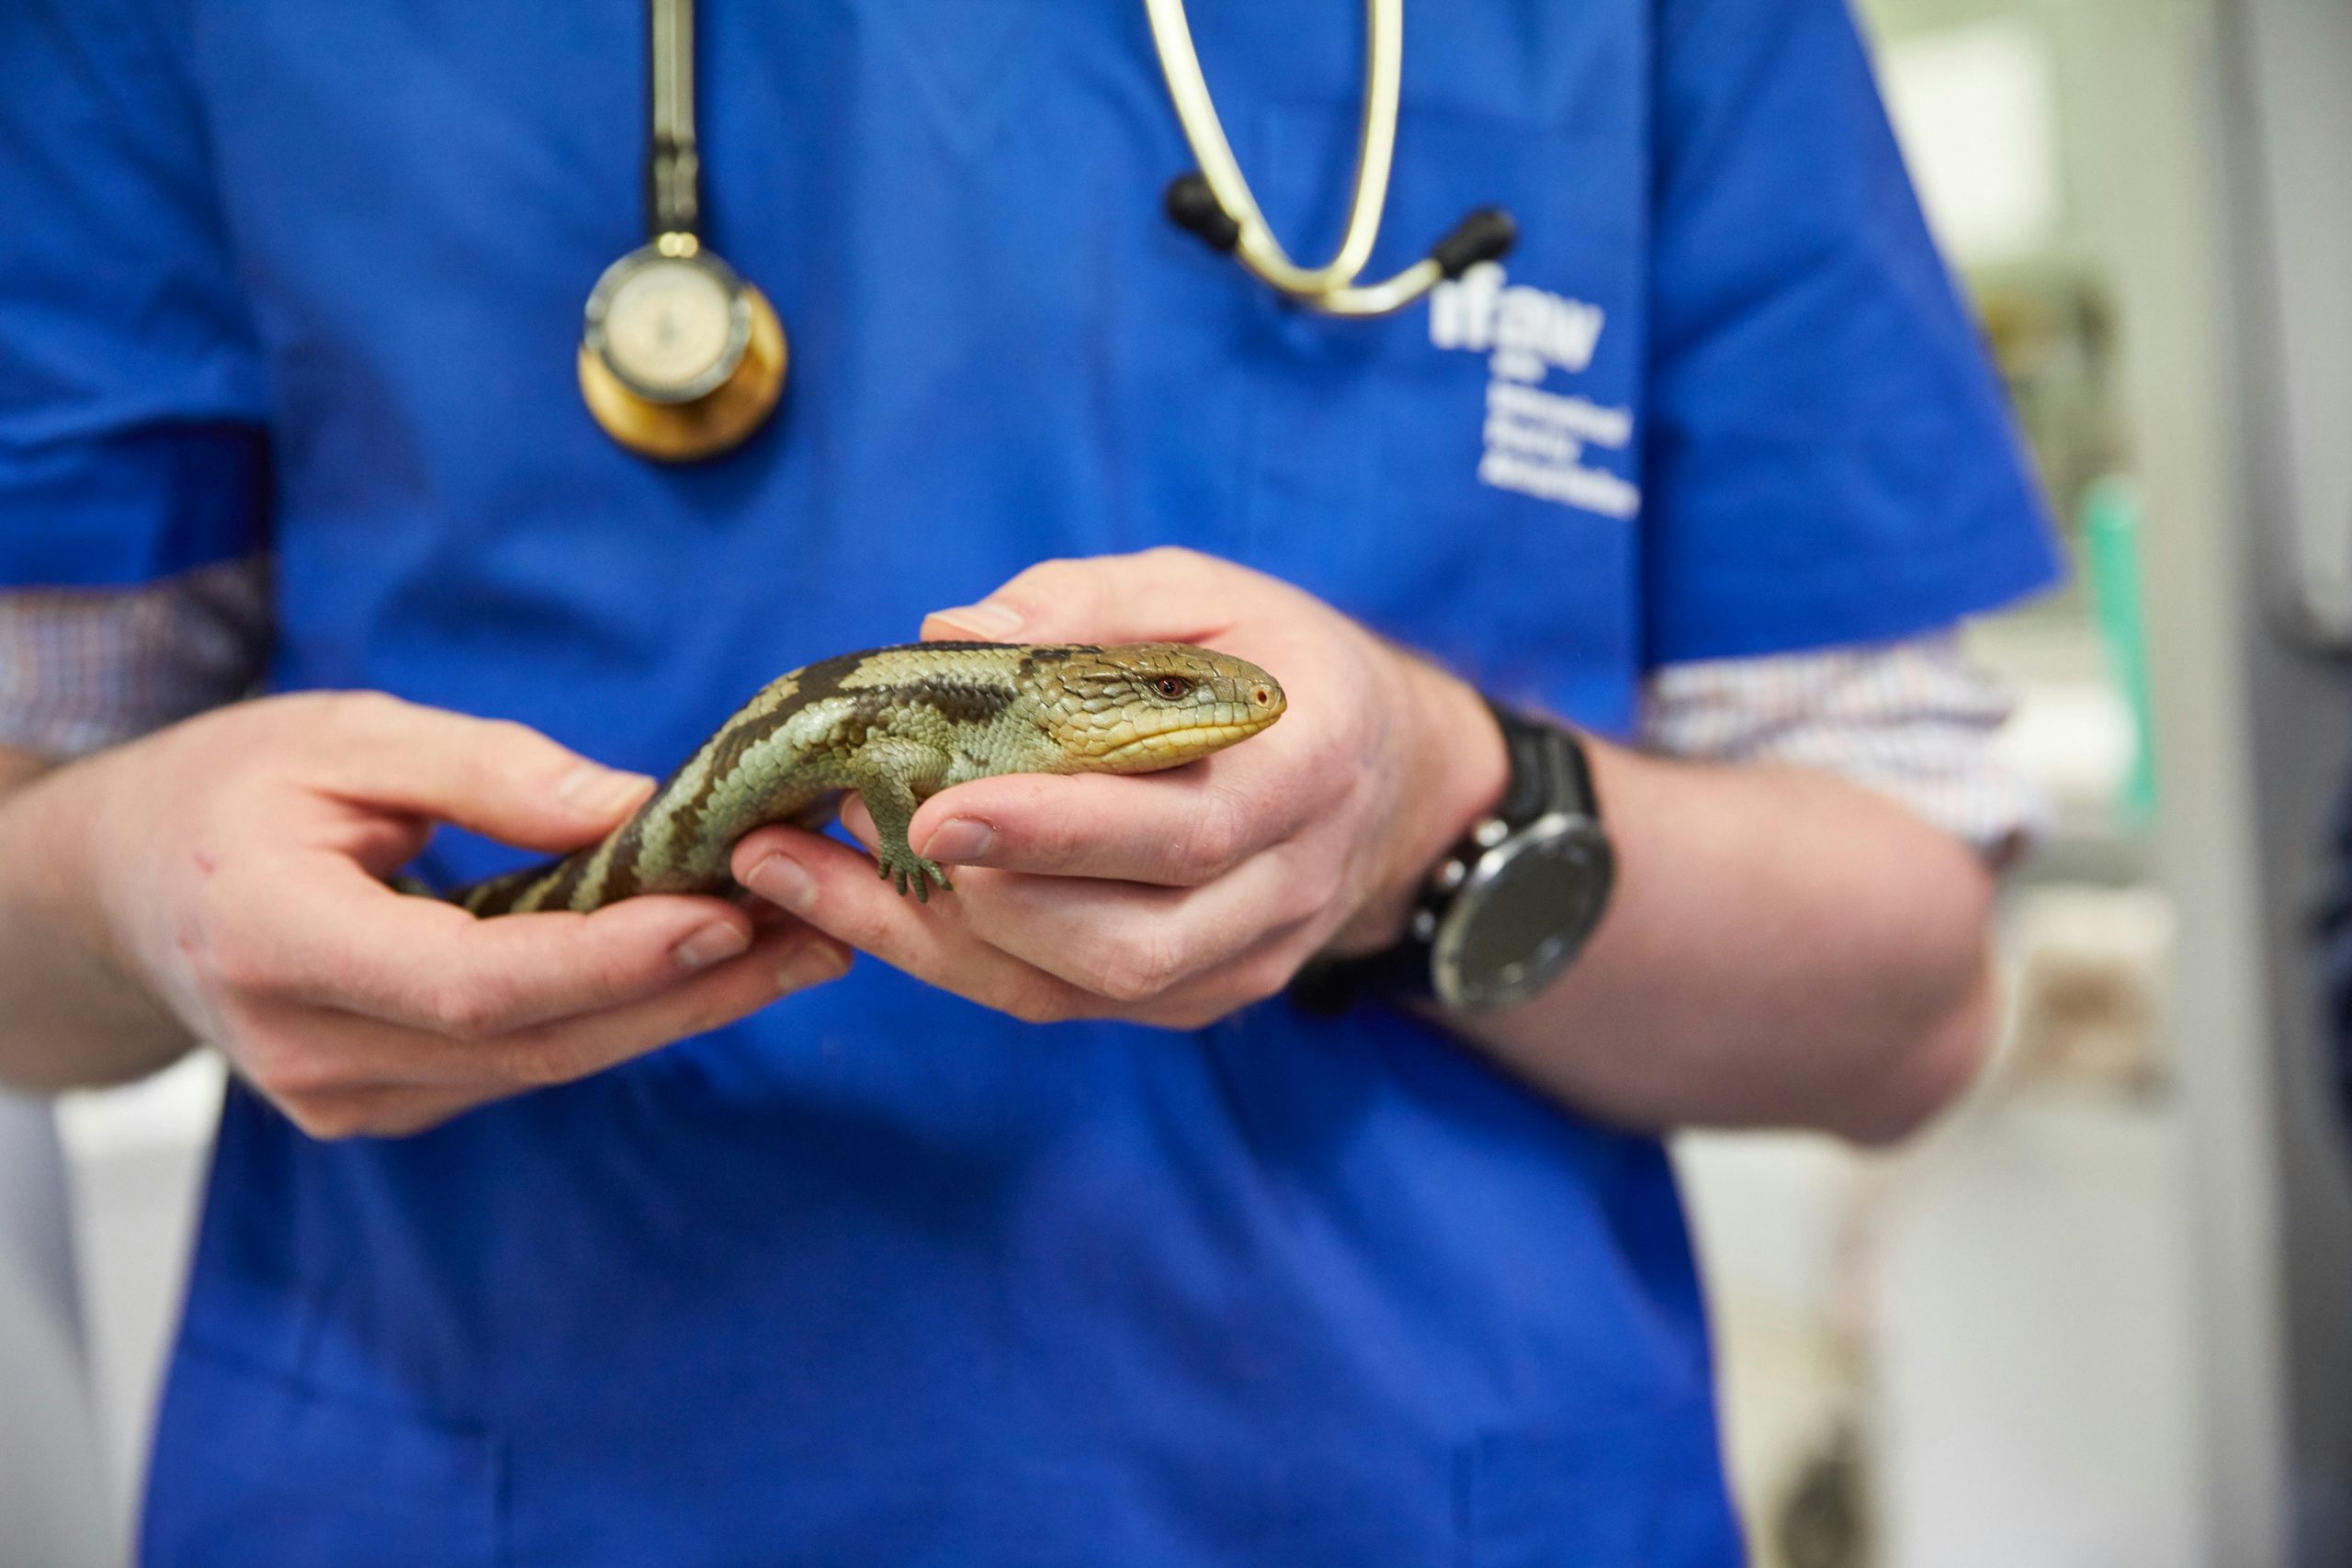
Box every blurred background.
[5,0,2350,1562]
[1679,0,2352,1562]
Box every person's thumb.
[920,547,1263,646]
[303,694,654,852]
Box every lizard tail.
[390,854,582,917]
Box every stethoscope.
[580,0,1518,462]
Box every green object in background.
[2082,475,2158,827]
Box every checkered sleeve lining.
[0,557,271,760]
[1638,633,2050,859]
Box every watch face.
[583,247,751,403]
[1433,814,1613,1011]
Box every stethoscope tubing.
[1146,0,1472,317]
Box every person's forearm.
[1382,667,1997,1145]
[0,746,196,1089]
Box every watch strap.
[1490,699,1599,831]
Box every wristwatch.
[1291,701,1614,1015]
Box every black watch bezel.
[1427,803,1613,1011]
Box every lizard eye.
[1150,675,1193,701]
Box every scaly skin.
[445,642,1286,914]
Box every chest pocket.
[1229,101,1647,733]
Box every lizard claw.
[877,849,953,902]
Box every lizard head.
[1026,642,1286,772]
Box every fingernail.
[745,852,819,916]
[928,600,1023,639]
[559,762,650,817]
[672,920,750,972]
[776,942,850,996]
[922,818,994,864]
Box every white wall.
[0,1057,219,1565]
[0,1093,119,1568]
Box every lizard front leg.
[845,737,956,901]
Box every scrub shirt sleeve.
[1641,0,2062,664]
[0,0,271,590]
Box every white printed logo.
[1429,263,1640,521]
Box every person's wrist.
[35,738,195,1000]
[0,745,187,1043]
[12,747,140,968]
[1331,652,1510,956]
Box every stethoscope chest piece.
[582,0,786,462]
[580,235,786,462]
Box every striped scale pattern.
[447,641,1285,915]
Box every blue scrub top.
[3,0,2054,1562]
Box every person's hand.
[51,693,848,1137]
[729,547,1506,1030]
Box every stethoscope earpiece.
[1164,174,1242,253]
[1430,208,1518,279]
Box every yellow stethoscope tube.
[1146,0,1517,317]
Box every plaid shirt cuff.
[1639,632,2050,858]
[0,557,270,759]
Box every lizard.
[436,641,1286,916]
